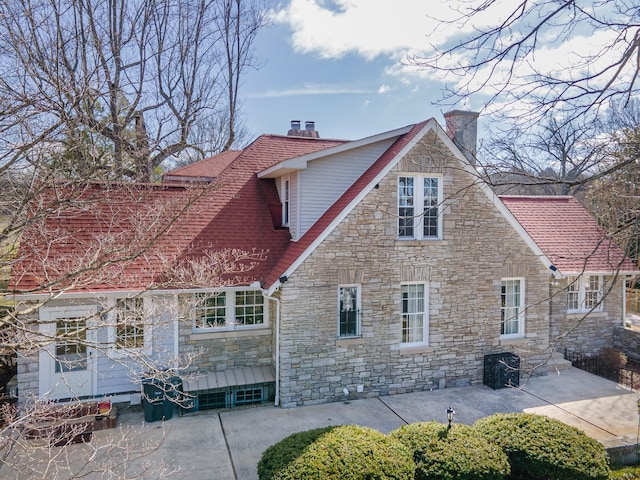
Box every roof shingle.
[501,196,637,275]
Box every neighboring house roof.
[162,150,242,182]
[501,196,638,275]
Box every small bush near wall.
[390,422,510,480]
[474,413,610,480]
[611,465,640,479]
[257,426,337,480]
[271,425,414,480]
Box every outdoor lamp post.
[447,406,455,429]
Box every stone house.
[9,112,637,409]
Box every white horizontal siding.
[298,139,395,237]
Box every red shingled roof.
[11,135,344,293]
[501,196,637,275]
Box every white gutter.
[264,292,281,407]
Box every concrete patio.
[1,366,638,479]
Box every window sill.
[336,336,365,346]
[396,239,445,246]
[398,344,432,355]
[189,326,270,340]
[499,336,527,346]
[106,347,151,359]
[566,311,606,318]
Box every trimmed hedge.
[257,426,337,480]
[272,425,415,480]
[474,413,610,480]
[390,422,510,480]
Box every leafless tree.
[0,1,271,469]
[0,178,268,478]
[586,100,640,264]
[415,0,640,126]
[483,114,607,195]
[0,0,268,182]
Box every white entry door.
[39,306,97,400]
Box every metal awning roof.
[182,366,275,392]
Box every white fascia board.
[258,125,414,179]
[10,290,145,301]
[266,120,436,296]
[432,126,560,278]
[11,285,260,301]
[559,269,640,277]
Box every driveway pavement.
[2,367,638,479]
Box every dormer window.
[282,176,290,227]
[398,175,443,240]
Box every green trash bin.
[142,375,182,422]
[142,377,164,422]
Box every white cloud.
[247,83,376,98]
[377,84,391,94]
[270,0,523,61]
[270,0,441,60]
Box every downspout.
[623,276,628,326]
[265,293,281,406]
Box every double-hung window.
[338,285,360,337]
[567,275,603,312]
[398,175,442,240]
[401,283,428,345]
[501,279,524,338]
[115,298,146,349]
[194,290,266,331]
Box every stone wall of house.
[277,130,553,407]
[613,325,640,361]
[177,295,274,375]
[549,278,625,356]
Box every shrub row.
[258,413,611,480]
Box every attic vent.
[287,119,320,138]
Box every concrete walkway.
[2,367,639,479]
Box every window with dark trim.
[338,285,360,337]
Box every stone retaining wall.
[613,326,640,362]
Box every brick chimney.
[287,120,319,138]
[444,110,479,165]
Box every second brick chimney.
[444,110,479,165]
[287,120,319,138]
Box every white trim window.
[108,298,152,355]
[193,290,267,332]
[338,285,360,337]
[401,282,428,345]
[115,298,146,349]
[398,175,443,240]
[501,278,524,338]
[567,275,603,312]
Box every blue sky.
[239,1,621,143]
[241,1,466,141]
